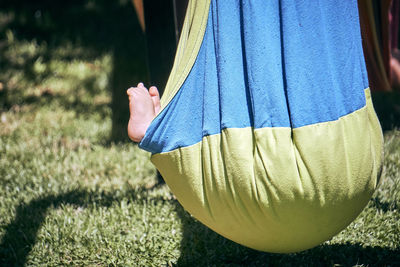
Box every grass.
[1,10,400,267]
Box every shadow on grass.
[0,185,399,266]
[370,197,399,213]
[175,206,400,266]
[372,91,400,131]
[0,187,160,266]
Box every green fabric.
[145,0,384,253]
[158,0,210,111]
[152,89,383,253]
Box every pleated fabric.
[139,0,383,253]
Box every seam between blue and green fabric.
[150,92,370,156]
[140,0,369,155]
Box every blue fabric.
[140,0,369,154]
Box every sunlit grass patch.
[1,29,112,116]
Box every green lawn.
[1,17,400,267]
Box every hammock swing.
[139,0,383,253]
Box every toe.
[149,86,161,114]
[149,86,159,97]
[126,87,135,95]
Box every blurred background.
[0,0,399,266]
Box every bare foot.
[127,83,160,142]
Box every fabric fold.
[139,0,383,253]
